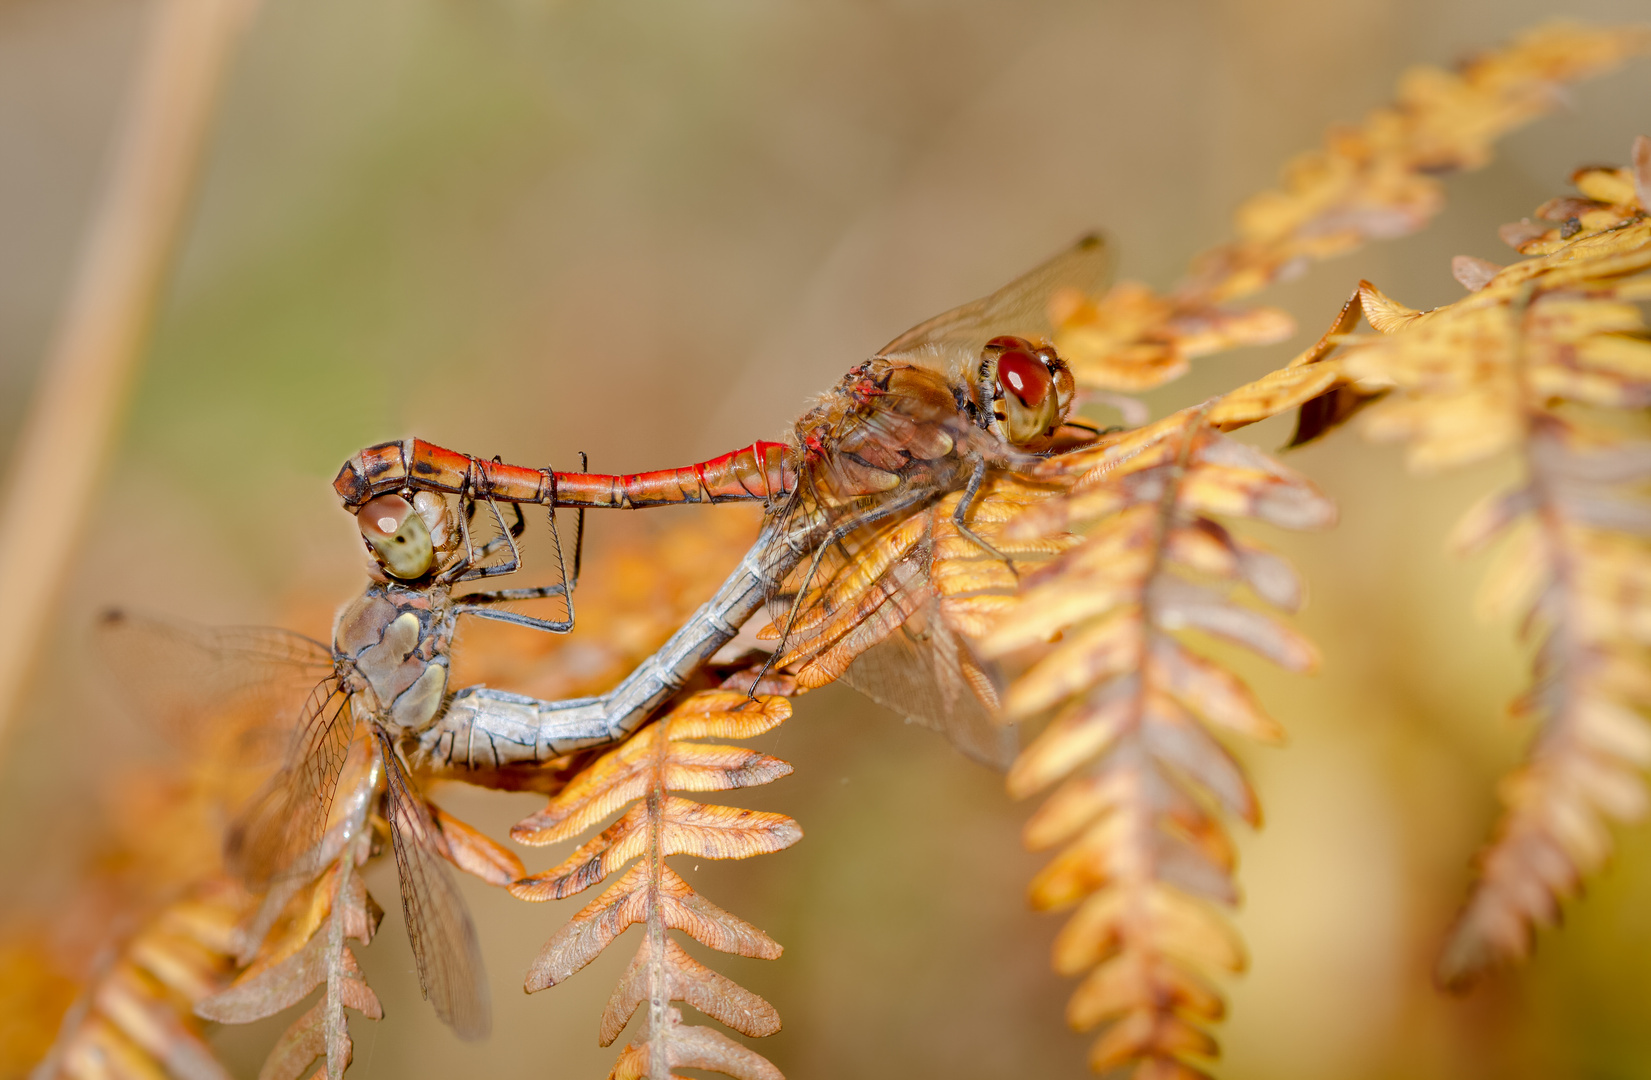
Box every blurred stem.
[0,0,259,751]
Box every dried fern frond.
[509,690,798,1080]
[29,882,250,1080]
[1053,21,1651,394]
[194,742,522,1080]
[196,760,384,1080]
[978,405,1335,1078]
[1317,137,1651,989]
[1050,280,1295,392]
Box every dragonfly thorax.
[334,582,454,734]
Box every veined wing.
[764,496,1013,767]
[878,232,1110,370]
[97,609,334,759]
[226,681,357,888]
[375,728,490,1040]
[841,619,1016,769]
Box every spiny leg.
[953,456,1017,579]
[456,498,525,582]
[473,501,526,560]
[458,463,580,631]
[453,604,572,633]
[567,451,587,589]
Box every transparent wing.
[226,682,356,888]
[96,608,334,756]
[376,728,490,1041]
[841,616,1017,770]
[765,499,1013,767]
[759,478,936,660]
[751,237,1107,760]
[878,232,1111,366]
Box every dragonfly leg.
[442,500,478,580]
[744,487,935,695]
[453,604,573,634]
[472,502,527,560]
[454,489,577,632]
[564,452,587,590]
[953,457,1018,578]
[453,498,525,582]
[458,583,569,604]
[747,541,832,693]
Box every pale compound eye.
[358,494,434,579]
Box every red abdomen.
[335,439,796,509]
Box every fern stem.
[325,852,353,1080]
[0,0,258,754]
[645,745,671,1080]
[1120,409,1207,1056]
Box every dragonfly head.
[979,335,1075,450]
[357,493,437,579]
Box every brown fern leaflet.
[195,754,386,1080]
[956,25,1651,1072]
[1304,138,1651,987]
[508,690,799,1080]
[194,739,525,1080]
[975,407,1334,1078]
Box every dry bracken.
[509,690,799,1080]
[197,737,523,1080]
[955,24,1651,1073]
[1304,137,1651,988]
[195,752,386,1080]
[1052,21,1651,396]
[976,405,1334,1079]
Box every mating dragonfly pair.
[102,233,1111,1038]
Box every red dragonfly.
[100,487,584,1039]
[360,234,1110,769]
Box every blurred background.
[3,0,1651,1077]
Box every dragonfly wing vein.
[226,680,355,888]
[96,610,333,753]
[377,729,490,1040]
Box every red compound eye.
[986,335,1030,351]
[996,349,1051,407]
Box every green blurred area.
[5,0,1651,1077]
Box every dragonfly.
[360,233,1111,769]
[99,487,591,1039]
